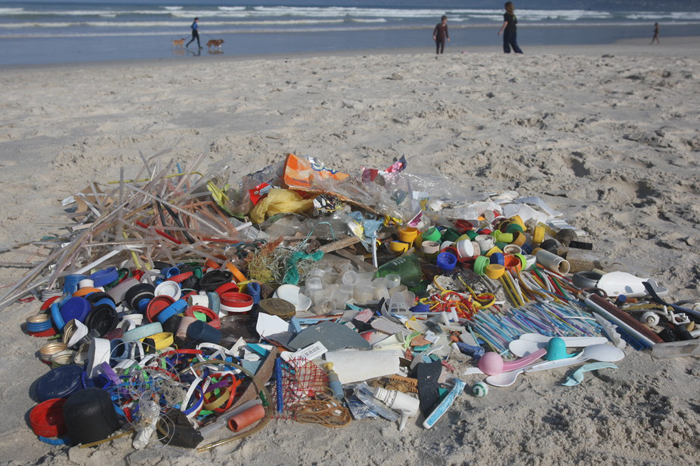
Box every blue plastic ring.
[50,301,66,331]
[156,300,187,324]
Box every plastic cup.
[384,274,401,289]
[341,271,359,286]
[353,286,375,303]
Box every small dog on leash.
[206,39,224,50]
[172,38,186,48]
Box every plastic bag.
[249,189,315,224]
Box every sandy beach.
[1,36,699,465]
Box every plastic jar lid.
[124,283,155,311]
[214,282,239,296]
[35,364,84,402]
[39,342,67,363]
[185,305,221,329]
[146,295,175,323]
[30,398,67,438]
[485,264,506,280]
[219,292,254,309]
[154,280,182,301]
[84,304,118,337]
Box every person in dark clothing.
[433,15,449,55]
[650,22,660,44]
[186,17,201,49]
[497,2,523,54]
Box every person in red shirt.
[433,15,450,55]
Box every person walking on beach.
[650,22,660,44]
[433,15,449,55]
[498,2,523,54]
[186,17,201,49]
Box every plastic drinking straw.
[125,185,227,236]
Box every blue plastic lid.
[60,297,91,324]
[35,364,84,402]
[89,267,119,288]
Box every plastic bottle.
[324,363,344,400]
[375,254,422,287]
[372,386,419,431]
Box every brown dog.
[172,38,185,48]
[206,39,224,50]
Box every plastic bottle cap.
[422,227,441,242]
[389,241,410,254]
[485,264,505,280]
[490,252,505,266]
[473,256,489,276]
[436,252,457,271]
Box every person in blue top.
[186,17,202,49]
[497,2,523,54]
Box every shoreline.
[1,35,699,73]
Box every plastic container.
[372,386,419,430]
[535,249,571,274]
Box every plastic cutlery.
[485,344,625,387]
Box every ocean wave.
[0,19,385,29]
[3,21,696,40]
[626,12,700,20]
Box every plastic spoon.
[477,347,547,376]
[509,335,609,357]
[485,344,625,387]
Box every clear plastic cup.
[384,274,401,289]
[353,286,375,303]
[341,270,359,286]
[306,277,324,293]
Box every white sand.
[1,37,699,465]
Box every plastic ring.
[225,263,247,283]
[141,332,174,351]
[156,300,188,324]
[50,301,66,331]
[122,322,163,342]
